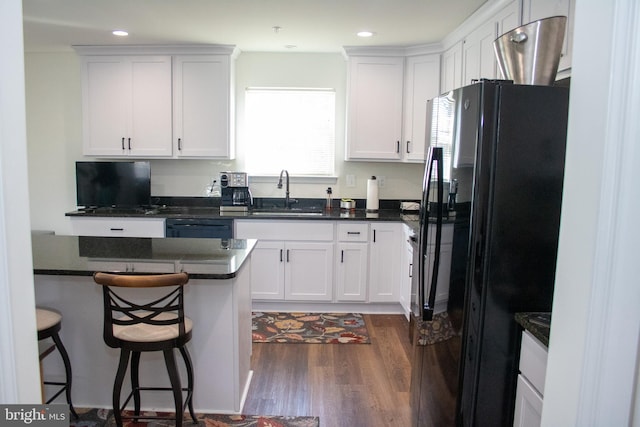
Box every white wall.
[24,51,424,234]
[0,0,41,403]
[542,0,640,426]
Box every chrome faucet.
[277,169,291,208]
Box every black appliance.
[165,218,233,239]
[219,172,252,212]
[75,161,151,209]
[410,80,569,427]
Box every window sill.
[248,175,338,185]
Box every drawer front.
[70,217,165,238]
[235,220,334,241]
[337,222,369,242]
[519,330,549,395]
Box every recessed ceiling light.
[285,45,297,49]
[112,30,129,37]
[357,31,374,38]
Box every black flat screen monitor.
[75,161,151,208]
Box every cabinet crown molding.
[72,44,238,56]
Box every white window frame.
[243,87,336,177]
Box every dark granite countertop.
[65,206,415,222]
[515,312,551,347]
[31,233,257,280]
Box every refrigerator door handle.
[421,147,444,321]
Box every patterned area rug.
[415,311,459,345]
[252,312,371,344]
[70,408,319,427]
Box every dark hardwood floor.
[243,314,414,427]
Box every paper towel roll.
[366,176,379,212]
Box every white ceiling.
[22,0,487,53]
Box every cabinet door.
[249,241,286,300]
[81,56,172,157]
[463,20,498,85]
[81,56,130,156]
[400,237,413,319]
[403,54,441,162]
[285,242,334,301]
[513,375,543,427]
[335,242,368,302]
[427,243,453,315]
[128,56,173,157]
[173,55,232,158]
[369,223,402,302]
[522,0,574,72]
[346,56,404,160]
[441,41,463,93]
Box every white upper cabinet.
[462,20,498,85]
[345,55,405,161]
[463,1,521,85]
[173,55,234,158]
[76,45,236,159]
[522,0,575,73]
[80,55,173,157]
[441,41,463,94]
[402,54,441,162]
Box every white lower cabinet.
[247,241,286,300]
[285,242,334,301]
[235,220,335,302]
[514,375,543,427]
[514,330,548,427]
[369,222,403,302]
[400,225,414,319]
[335,222,369,302]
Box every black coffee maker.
[220,172,252,212]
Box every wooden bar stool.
[36,307,78,419]
[93,272,197,427]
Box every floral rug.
[252,312,371,344]
[70,408,319,427]
[415,311,459,345]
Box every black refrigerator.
[410,80,569,427]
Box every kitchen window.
[244,88,336,176]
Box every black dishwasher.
[165,218,233,238]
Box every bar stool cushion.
[36,308,62,332]
[113,312,193,343]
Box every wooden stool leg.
[179,346,197,423]
[130,351,141,421]
[50,332,78,419]
[163,349,183,427]
[113,349,130,427]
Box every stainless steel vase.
[494,16,567,85]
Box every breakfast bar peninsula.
[31,233,256,414]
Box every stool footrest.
[43,382,69,404]
[120,387,192,412]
